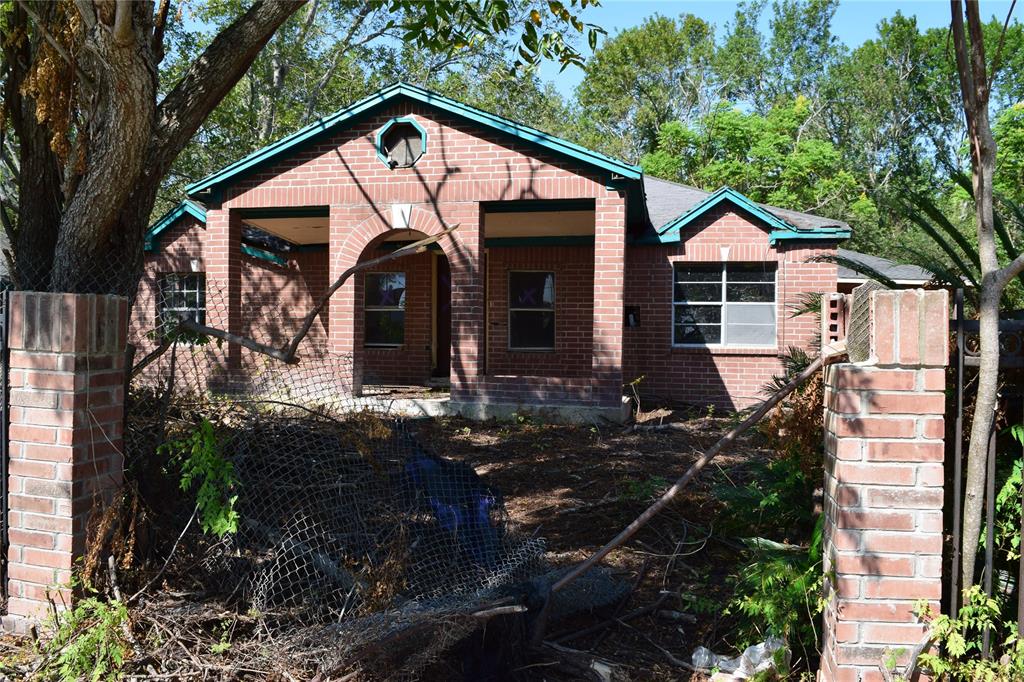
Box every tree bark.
[950,0,1001,591]
[29,0,305,297]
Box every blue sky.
[537,0,1018,96]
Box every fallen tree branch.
[550,355,825,595]
[529,354,831,646]
[130,336,173,377]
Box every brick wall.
[819,288,948,682]
[134,219,332,392]
[5,293,127,627]
[624,205,837,409]
[486,245,594,378]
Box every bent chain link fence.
[0,250,624,679]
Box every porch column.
[447,205,484,403]
[328,205,362,394]
[204,208,242,375]
[591,193,626,408]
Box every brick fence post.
[3,292,128,630]
[820,288,948,681]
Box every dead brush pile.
[6,390,625,681]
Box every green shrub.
[728,516,824,661]
[160,419,239,537]
[917,586,1024,680]
[39,596,131,681]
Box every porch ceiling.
[243,216,328,244]
[484,210,595,238]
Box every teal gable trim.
[658,187,794,237]
[375,117,427,167]
[241,244,287,266]
[767,227,851,244]
[652,186,850,246]
[186,82,641,198]
[144,200,207,252]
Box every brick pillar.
[820,289,948,681]
[329,205,363,394]
[591,193,626,408]
[205,207,242,375]
[447,205,483,403]
[4,292,127,628]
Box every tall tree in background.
[0,0,602,296]
[160,6,574,215]
[574,13,716,160]
[951,0,1024,587]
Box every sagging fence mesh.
[112,273,626,678]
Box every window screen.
[365,272,406,346]
[508,271,555,350]
[672,263,776,346]
[158,273,206,337]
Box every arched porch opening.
[354,229,453,396]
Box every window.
[378,120,425,168]
[158,273,205,335]
[508,271,555,350]
[672,263,776,347]
[365,272,406,347]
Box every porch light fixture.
[376,117,427,169]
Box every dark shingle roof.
[837,248,934,283]
[642,176,850,232]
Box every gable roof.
[836,248,934,284]
[186,81,641,198]
[639,177,851,244]
[144,199,207,251]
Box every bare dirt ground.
[413,408,780,681]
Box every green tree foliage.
[641,98,871,231]
[574,13,716,160]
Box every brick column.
[820,289,948,681]
[447,205,483,403]
[205,207,242,375]
[4,292,127,628]
[591,193,626,408]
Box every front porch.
[223,197,629,422]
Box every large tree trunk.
[6,0,304,298]
[50,2,157,294]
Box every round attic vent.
[377,118,426,169]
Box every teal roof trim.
[767,227,851,244]
[241,244,287,266]
[649,186,851,246]
[186,82,641,197]
[144,200,207,252]
[658,187,794,237]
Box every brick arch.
[337,207,458,267]
[329,206,466,395]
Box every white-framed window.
[672,263,776,347]
[508,271,555,350]
[364,272,406,347]
[158,273,206,335]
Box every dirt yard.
[413,409,789,681]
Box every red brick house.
[137,82,849,420]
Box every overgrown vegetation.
[38,595,132,682]
[160,419,239,537]
[917,586,1024,681]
